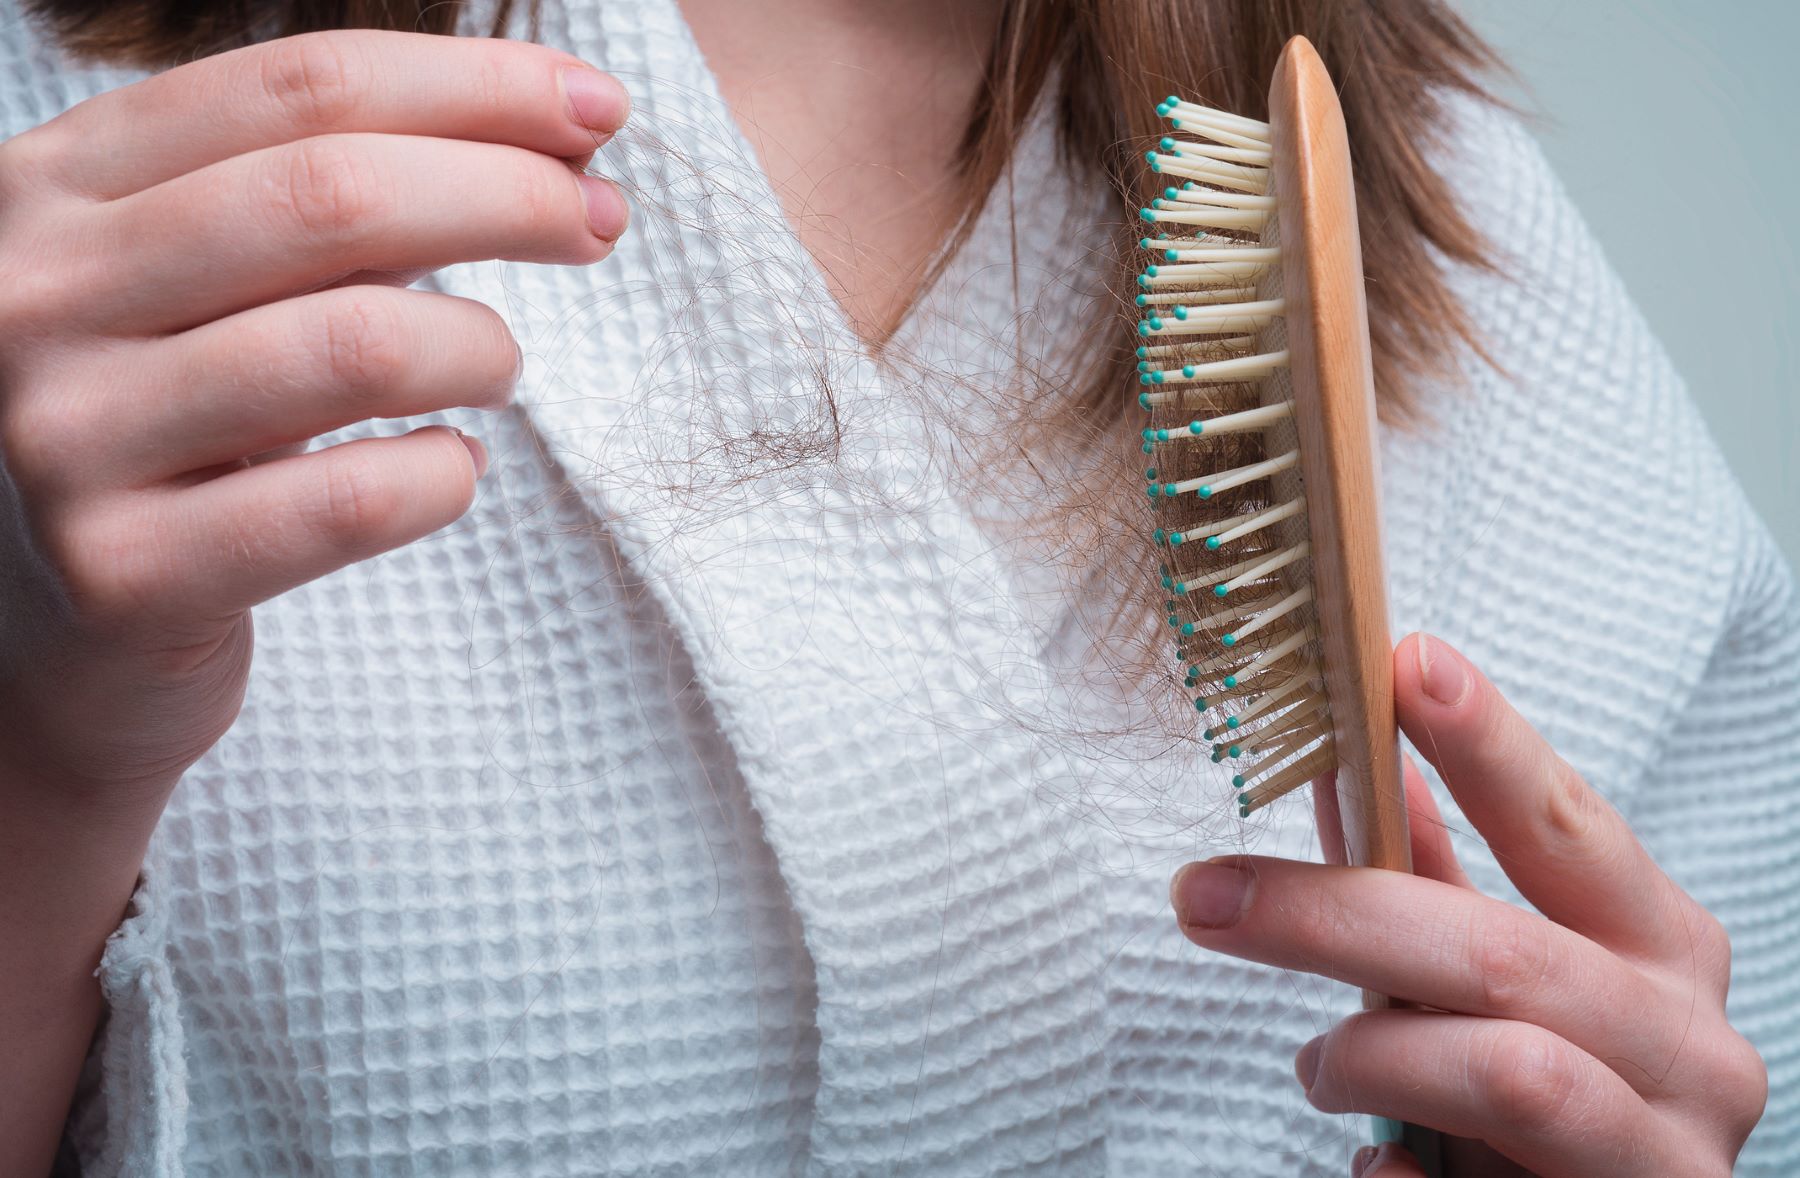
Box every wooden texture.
[1269,37,1442,1176]
[1266,38,1407,878]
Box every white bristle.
[1138,92,1336,817]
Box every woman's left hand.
[1169,632,1768,1177]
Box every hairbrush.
[1135,36,1442,1173]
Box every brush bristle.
[1137,96,1334,816]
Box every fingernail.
[561,68,630,133]
[1361,1142,1410,1175]
[1350,1145,1378,1178]
[1294,1035,1322,1091]
[450,428,489,478]
[577,175,629,240]
[1417,633,1469,707]
[1171,859,1252,930]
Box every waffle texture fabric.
[4,0,1798,1173]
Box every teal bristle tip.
[1142,428,1156,441]
[1226,716,1240,729]
[1138,237,1154,250]
[1189,421,1203,434]
[1137,361,1151,373]
[1211,751,1222,764]
[1145,467,1157,479]
[1159,136,1176,152]
[1145,265,1160,277]
[1146,486,1159,500]
[1221,633,1237,647]
[1135,294,1149,307]
[1163,187,1179,200]
[1214,584,1229,598]
[1163,483,1178,496]
[1137,323,1153,337]
[1153,527,1166,543]
[1150,198,1164,211]
[1138,392,1152,408]
[1180,622,1195,636]
[1155,429,1170,442]
[1149,316,1165,329]
[1182,365,1196,377]
[1138,372,1152,385]
[1164,249,1179,262]
[1136,274,1150,289]
[1149,160,1161,173]
[1167,615,1180,627]
[1195,698,1209,712]
[1173,306,1188,321]
[1232,774,1245,788]
[1202,727,1215,740]
[1223,674,1238,689]
[1170,119,1182,129]
[1135,346,1148,359]
[1142,441,1153,454]
[1138,207,1155,221]
[1151,371,1165,384]
[1169,532,1184,546]
[1229,744,1242,757]
[1205,536,1221,550]
[1197,486,1213,499]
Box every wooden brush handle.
[1268,36,1444,1177]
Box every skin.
[0,4,1766,1176]
[1172,634,1768,1175]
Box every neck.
[678,0,1007,346]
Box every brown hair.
[26,0,1501,423]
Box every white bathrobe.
[3,0,1796,1173]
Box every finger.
[89,134,627,333]
[25,31,628,200]
[1403,755,1474,890]
[1171,855,1681,1094]
[1350,1142,1427,1178]
[84,426,485,622]
[1299,1009,1680,1177]
[100,286,519,482]
[1395,632,1713,970]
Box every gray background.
[1464,0,1798,569]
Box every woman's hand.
[0,29,630,804]
[0,31,629,1168]
[1169,633,1767,1177]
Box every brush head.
[1136,40,1399,847]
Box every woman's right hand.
[0,30,631,810]
[0,30,631,1168]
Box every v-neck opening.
[663,0,982,368]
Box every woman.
[0,0,1790,1173]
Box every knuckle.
[278,137,386,243]
[0,125,66,202]
[462,302,520,405]
[311,456,400,555]
[510,156,572,243]
[258,34,360,131]
[466,51,514,125]
[1687,905,1734,987]
[62,504,172,621]
[315,292,407,403]
[1472,916,1557,1015]
[1481,1028,1586,1135]
[1719,1033,1770,1138]
[0,391,82,490]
